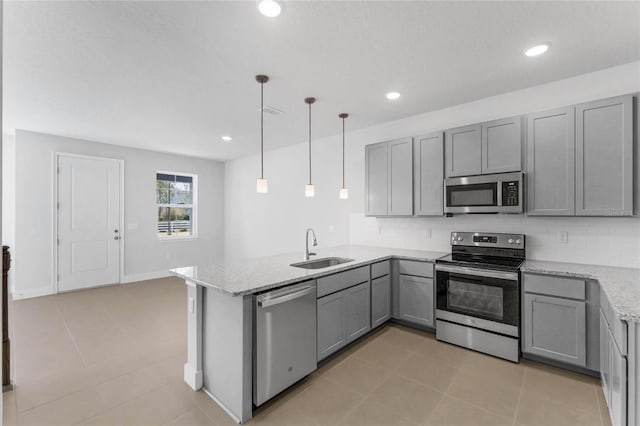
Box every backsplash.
[349,213,640,268]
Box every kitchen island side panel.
[202,288,253,423]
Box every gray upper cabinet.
[398,275,434,328]
[481,116,522,174]
[388,138,414,216]
[365,142,389,216]
[413,132,444,216]
[445,124,481,177]
[523,293,587,367]
[576,95,633,216]
[345,282,371,343]
[365,138,413,217]
[527,106,576,216]
[371,275,391,329]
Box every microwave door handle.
[497,181,503,207]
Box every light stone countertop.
[170,245,447,297]
[521,260,640,323]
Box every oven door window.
[436,272,519,326]
[446,183,497,207]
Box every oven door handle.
[435,264,518,281]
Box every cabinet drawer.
[398,260,433,278]
[523,274,585,300]
[317,266,369,298]
[371,261,390,279]
[600,289,628,355]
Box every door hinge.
[57,202,60,209]
[57,239,60,246]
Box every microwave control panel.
[502,181,520,206]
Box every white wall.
[2,134,15,293]
[225,61,640,267]
[6,130,225,299]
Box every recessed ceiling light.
[386,91,401,100]
[221,135,232,142]
[258,0,281,17]
[524,43,550,57]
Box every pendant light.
[256,75,269,193]
[304,97,316,197]
[338,113,349,199]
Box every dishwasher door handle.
[257,286,315,308]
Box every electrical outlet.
[557,231,569,243]
[378,225,382,235]
[327,225,335,233]
[426,228,431,239]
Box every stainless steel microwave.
[444,172,524,214]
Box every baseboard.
[121,270,172,284]
[12,286,54,300]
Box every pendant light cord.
[342,117,345,188]
[308,102,312,185]
[260,81,264,180]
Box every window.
[156,172,197,239]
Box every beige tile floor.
[3,277,611,426]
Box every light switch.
[127,223,138,231]
[188,297,195,313]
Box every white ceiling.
[5,1,640,161]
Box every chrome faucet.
[304,228,318,261]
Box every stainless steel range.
[435,232,525,362]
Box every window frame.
[156,170,198,241]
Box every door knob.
[114,229,119,233]
[114,236,120,240]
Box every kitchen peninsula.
[172,246,640,425]
[171,245,446,423]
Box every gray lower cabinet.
[398,275,434,328]
[576,95,633,216]
[445,124,481,177]
[413,132,444,216]
[346,282,371,342]
[600,304,628,426]
[523,293,587,367]
[526,106,576,216]
[365,138,413,216]
[481,116,522,174]
[317,291,347,361]
[371,275,391,329]
[317,281,371,361]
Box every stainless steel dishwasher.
[253,281,317,406]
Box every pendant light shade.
[338,113,349,199]
[256,75,269,193]
[304,97,316,198]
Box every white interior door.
[57,154,121,292]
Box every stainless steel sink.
[290,257,355,269]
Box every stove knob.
[508,238,515,244]
[515,239,521,245]
[457,236,463,242]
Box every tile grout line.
[593,385,605,426]
[70,382,178,426]
[13,336,183,415]
[512,364,527,426]
[58,298,90,369]
[439,362,521,424]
